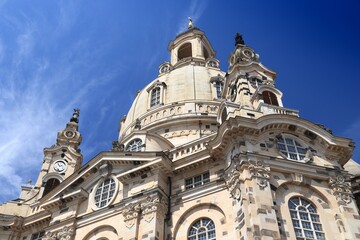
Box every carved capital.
[329,175,353,204]
[248,160,270,189]
[141,195,168,222]
[122,203,141,228]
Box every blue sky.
[0,1,359,203]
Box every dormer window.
[263,91,279,106]
[147,81,166,109]
[215,81,223,99]
[150,87,161,107]
[178,42,192,61]
[126,138,143,152]
[210,75,224,99]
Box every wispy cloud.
[0,2,122,203]
[177,1,208,34]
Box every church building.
[1,21,360,240]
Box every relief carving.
[329,175,353,204]
[43,226,74,240]
[248,160,270,189]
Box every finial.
[188,17,193,29]
[70,108,80,123]
[235,32,245,46]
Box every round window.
[93,177,117,209]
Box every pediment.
[37,151,171,208]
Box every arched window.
[126,139,143,152]
[178,43,192,61]
[150,87,161,107]
[277,136,307,161]
[188,218,216,240]
[215,81,223,99]
[289,197,325,240]
[94,177,116,208]
[43,178,60,196]
[262,91,279,106]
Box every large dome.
[119,28,225,147]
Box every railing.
[258,103,299,116]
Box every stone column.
[139,194,168,240]
[241,160,280,240]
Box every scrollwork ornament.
[225,169,241,200]
[329,175,353,204]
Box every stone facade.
[1,24,360,240]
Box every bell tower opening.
[178,42,192,61]
[42,178,60,197]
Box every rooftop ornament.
[235,32,245,46]
[188,17,193,29]
[70,108,80,123]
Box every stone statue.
[188,17,193,28]
[235,33,245,46]
[70,108,80,123]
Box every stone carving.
[329,175,353,204]
[225,169,241,200]
[141,195,168,222]
[43,226,74,240]
[122,203,141,228]
[134,118,141,130]
[248,160,270,189]
[111,141,124,152]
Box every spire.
[55,109,82,150]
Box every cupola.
[167,20,216,66]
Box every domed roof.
[119,27,225,144]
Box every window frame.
[288,196,325,240]
[188,217,216,240]
[91,176,119,210]
[150,87,161,107]
[185,172,210,190]
[126,138,143,152]
[31,231,45,240]
[276,135,308,162]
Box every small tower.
[222,33,286,119]
[32,109,83,199]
